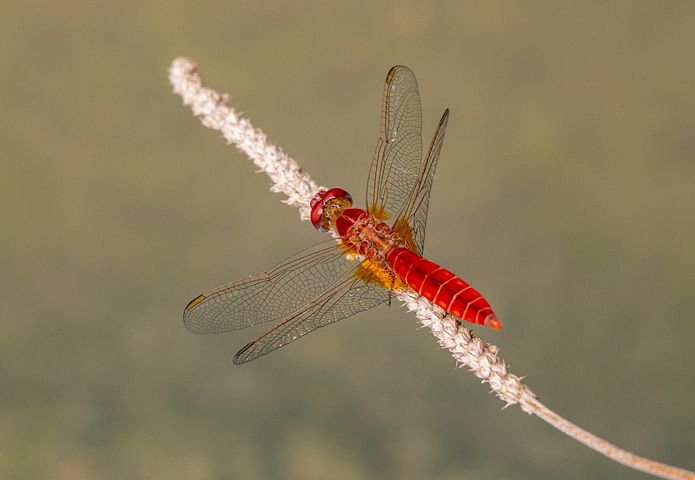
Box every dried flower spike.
[169,57,694,480]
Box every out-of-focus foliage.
[1,1,693,479]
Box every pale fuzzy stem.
[168,57,321,221]
[401,289,694,480]
[169,57,695,480]
[520,393,695,480]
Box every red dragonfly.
[184,66,501,364]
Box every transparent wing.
[233,276,389,364]
[366,66,423,221]
[398,109,449,253]
[183,240,360,334]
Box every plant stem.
[169,57,694,480]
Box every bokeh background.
[2,1,694,479]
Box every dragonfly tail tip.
[484,314,503,330]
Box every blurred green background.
[2,1,694,479]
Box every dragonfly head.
[310,188,353,232]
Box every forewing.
[233,276,389,364]
[398,109,449,253]
[366,66,423,220]
[183,240,357,334]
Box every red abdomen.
[386,247,502,329]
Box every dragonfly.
[184,66,501,364]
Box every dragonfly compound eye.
[310,188,353,231]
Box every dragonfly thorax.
[342,212,403,263]
[310,188,403,262]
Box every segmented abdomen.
[386,247,501,329]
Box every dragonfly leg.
[386,271,399,306]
